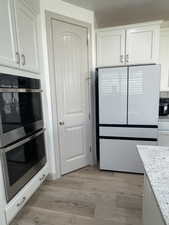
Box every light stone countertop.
[137,145,169,225]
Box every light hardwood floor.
[11,167,144,225]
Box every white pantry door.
[52,19,90,175]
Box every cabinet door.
[143,176,165,225]
[159,29,169,91]
[126,25,160,64]
[158,131,169,146]
[98,67,128,125]
[0,0,18,68]
[97,29,125,67]
[14,0,39,74]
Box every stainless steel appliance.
[0,74,43,147]
[96,65,160,173]
[1,129,46,202]
[159,98,169,116]
[0,74,46,202]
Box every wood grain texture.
[10,167,144,225]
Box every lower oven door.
[1,129,46,202]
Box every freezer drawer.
[99,127,158,139]
[100,138,157,173]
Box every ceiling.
[62,0,169,28]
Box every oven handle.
[2,129,45,153]
[0,88,43,93]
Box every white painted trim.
[45,12,94,177]
[96,20,163,32]
[0,65,40,79]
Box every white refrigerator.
[97,65,160,173]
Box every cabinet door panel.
[98,67,128,124]
[159,29,169,91]
[0,0,18,68]
[143,176,165,225]
[15,0,39,74]
[126,25,160,64]
[97,29,125,67]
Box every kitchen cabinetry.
[143,175,165,225]
[97,29,125,67]
[158,130,169,146]
[0,0,40,74]
[5,165,48,224]
[126,25,160,65]
[96,21,161,67]
[0,0,18,68]
[160,28,169,91]
[15,0,40,73]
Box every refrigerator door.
[98,67,128,124]
[128,65,160,125]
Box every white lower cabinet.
[143,175,165,225]
[5,165,48,224]
[158,131,169,146]
[100,139,157,173]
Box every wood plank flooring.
[10,167,144,225]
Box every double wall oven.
[0,74,46,202]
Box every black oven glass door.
[3,130,46,202]
[0,91,43,147]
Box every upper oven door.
[0,89,43,147]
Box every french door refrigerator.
[96,65,160,173]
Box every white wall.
[40,0,95,178]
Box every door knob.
[59,121,64,126]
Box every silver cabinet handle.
[120,55,124,63]
[59,121,64,126]
[21,54,26,66]
[16,52,20,64]
[17,197,26,207]
[39,174,46,182]
[126,54,129,63]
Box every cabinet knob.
[126,54,129,63]
[16,197,26,207]
[120,55,124,63]
[16,52,20,64]
[39,174,46,182]
[21,54,26,66]
[59,121,64,126]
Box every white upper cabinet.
[0,0,40,74]
[126,24,160,64]
[96,21,161,67]
[14,0,40,74]
[97,29,125,67]
[0,0,18,68]
[159,28,169,91]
